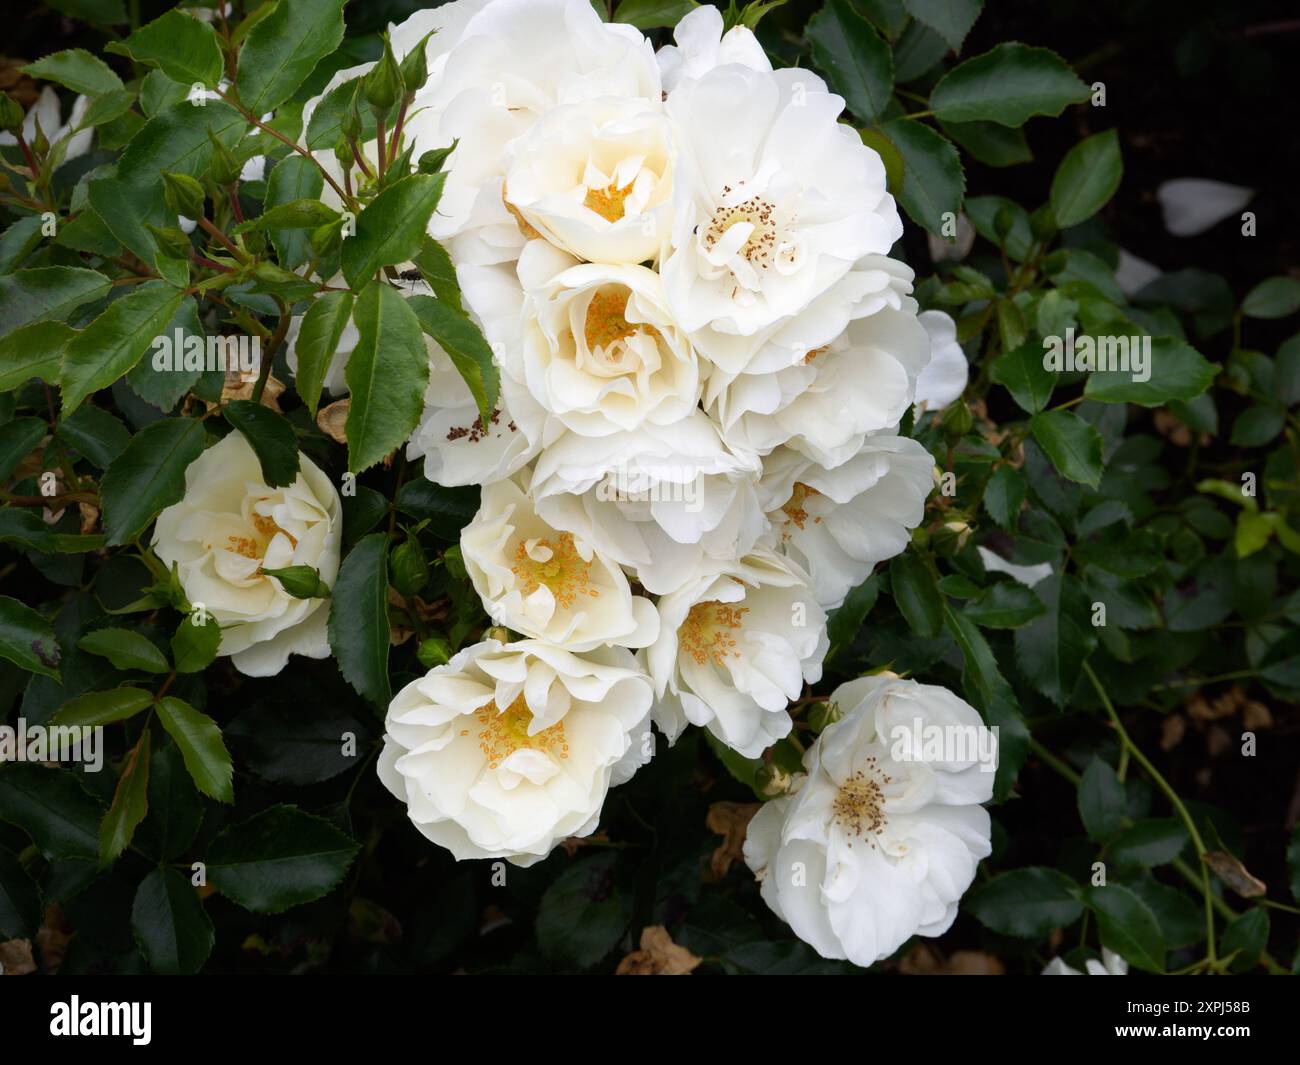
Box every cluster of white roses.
[154,0,992,968]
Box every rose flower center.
[475,693,569,770]
[511,532,599,609]
[679,599,748,666]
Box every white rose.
[401,0,662,269]
[743,674,994,967]
[461,476,659,650]
[509,240,700,436]
[377,638,653,865]
[656,3,772,92]
[914,309,969,412]
[406,343,547,488]
[151,432,341,677]
[645,548,827,758]
[661,63,902,372]
[503,95,674,265]
[707,265,930,463]
[760,434,934,610]
[528,411,765,595]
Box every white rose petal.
[152,432,341,677]
[512,240,700,436]
[708,263,928,462]
[743,674,994,966]
[1156,178,1253,238]
[761,434,933,610]
[401,0,662,271]
[504,95,674,265]
[377,638,653,865]
[656,3,771,92]
[914,309,969,413]
[528,412,765,594]
[461,476,659,651]
[406,344,548,487]
[645,548,827,758]
[661,63,902,373]
[1043,949,1128,976]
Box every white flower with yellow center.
[461,476,658,650]
[503,95,674,265]
[743,674,994,967]
[644,549,827,758]
[399,0,662,270]
[377,638,653,865]
[151,432,341,677]
[511,241,700,436]
[760,435,934,610]
[660,62,902,374]
[528,411,765,595]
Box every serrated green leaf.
[222,401,300,488]
[931,43,1089,127]
[340,174,446,289]
[155,696,233,804]
[408,293,498,423]
[966,867,1084,937]
[77,628,170,674]
[236,0,346,114]
[292,290,352,417]
[206,805,359,914]
[1050,129,1122,229]
[99,727,150,864]
[131,866,214,974]
[328,532,390,707]
[807,0,894,123]
[0,595,61,680]
[1029,409,1103,487]
[60,282,185,416]
[100,417,206,545]
[345,282,429,473]
[1089,882,1165,972]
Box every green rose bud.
[389,534,429,596]
[417,139,458,174]
[941,399,973,438]
[398,31,435,95]
[340,84,363,142]
[263,565,331,600]
[0,93,24,133]
[363,35,403,116]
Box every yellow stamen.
[511,532,599,610]
[832,759,891,847]
[583,181,634,223]
[679,600,748,666]
[582,288,658,356]
[502,182,541,240]
[475,693,569,770]
[780,483,823,532]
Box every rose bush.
[0,0,1296,977]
